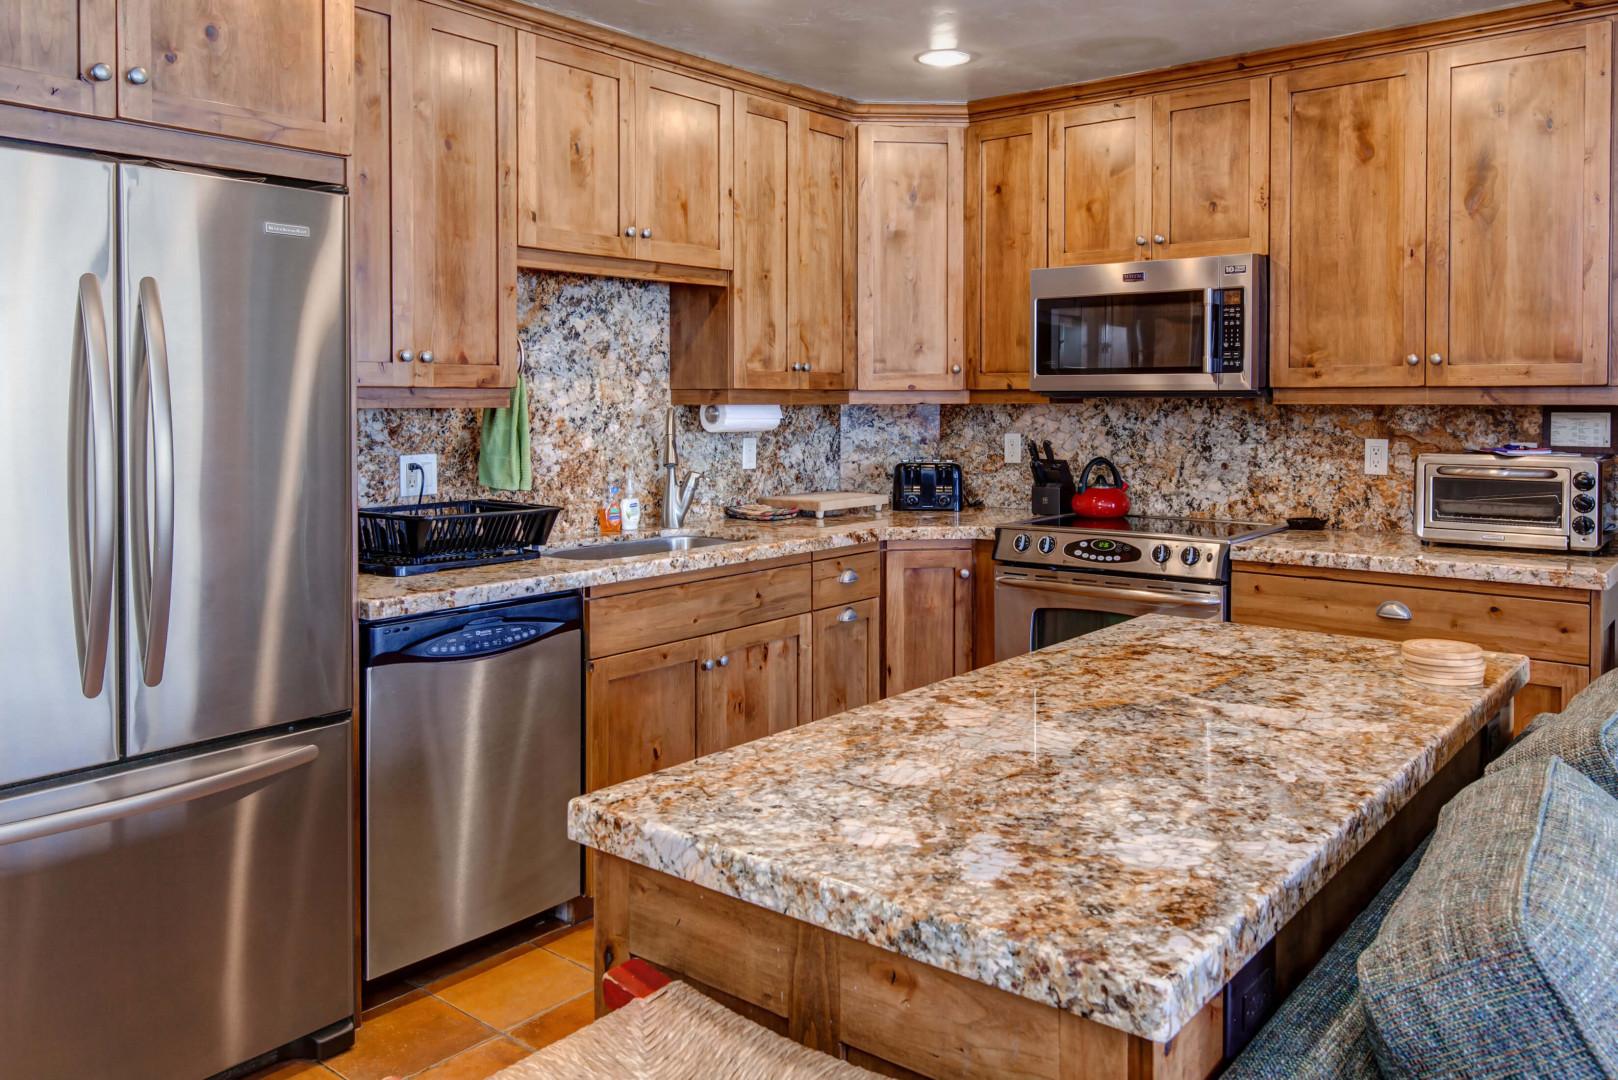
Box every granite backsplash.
[357,271,1542,538]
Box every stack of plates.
[1401,638,1485,686]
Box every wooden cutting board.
[759,491,887,519]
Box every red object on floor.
[602,957,672,1011]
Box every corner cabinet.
[858,124,965,391]
[352,0,518,406]
[1272,23,1611,392]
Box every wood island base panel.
[569,615,1526,1074]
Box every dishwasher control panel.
[361,592,583,666]
[409,620,546,658]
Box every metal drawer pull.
[838,568,859,584]
[838,607,859,623]
[1376,601,1412,621]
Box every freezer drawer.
[0,719,354,1079]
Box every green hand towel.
[477,376,532,491]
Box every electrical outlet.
[1364,439,1389,477]
[1004,433,1022,464]
[741,436,758,470]
[399,453,438,498]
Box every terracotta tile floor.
[244,920,597,1080]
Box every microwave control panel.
[1214,288,1244,373]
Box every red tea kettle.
[1071,457,1131,519]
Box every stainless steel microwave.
[1030,254,1266,395]
[1416,453,1614,553]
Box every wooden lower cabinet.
[1231,564,1612,734]
[698,614,813,756]
[883,543,975,697]
[586,637,704,792]
[813,597,880,720]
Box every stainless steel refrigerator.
[0,144,355,1079]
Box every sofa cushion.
[1357,757,1618,1078]
[1223,837,1430,1080]
[1487,669,1618,800]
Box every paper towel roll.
[699,404,783,433]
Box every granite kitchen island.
[568,615,1528,1079]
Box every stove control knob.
[1037,536,1057,555]
[1151,543,1171,564]
[1574,471,1597,491]
[1180,546,1201,567]
[1574,515,1596,536]
[1574,493,1596,514]
[1012,533,1031,553]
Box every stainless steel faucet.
[660,407,701,528]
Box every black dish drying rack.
[359,500,562,576]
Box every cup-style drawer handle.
[837,607,859,623]
[838,568,859,584]
[1376,601,1412,621]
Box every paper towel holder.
[699,404,783,433]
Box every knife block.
[1031,481,1074,518]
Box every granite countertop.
[1234,529,1618,592]
[568,615,1527,1044]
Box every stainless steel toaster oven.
[1415,453,1613,553]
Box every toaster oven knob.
[1574,493,1597,514]
[1574,515,1596,536]
[1012,533,1031,553]
[1180,546,1201,566]
[1574,471,1597,491]
[1037,536,1057,555]
[1151,543,1171,564]
[904,493,920,507]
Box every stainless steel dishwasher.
[362,592,583,978]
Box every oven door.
[1417,463,1572,550]
[993,568,1226,662]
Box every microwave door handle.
[1203,288,1218,378]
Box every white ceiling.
[520,0,1526,102]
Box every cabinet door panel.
[0,0,115,115]
[792,110,856,389]
[1048,99,1150,265]
[966,114,1046,390]
[1427,23,1610,387]
[1271,55,1426,388]
[407,3,516,391]
[351,0,409,390]
[517,34,634,258]
[734,94,793,389]
[857,124,965,391]
[883,546,974,697]
[813,599,880,721]
[1152,78,1269,257]
[698,614,812,756]
[587,639,702,792]
[116,0,351,153]
[634,66,732,269]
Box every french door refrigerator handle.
[131,275,175,687]
[0,743,319,847]
[68,272,116,698]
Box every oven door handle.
[994,575,1223,607]
[1432,465,1560,480]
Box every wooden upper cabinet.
[734,94,793,389]
[1271,54,1427,389]
[404,1,517,392]
[858,124,965,391]
[1151,78,1269,257]
[791,110,856,390]
[1048,98,1151,265]
[1426,22,1611,388]
[516,34,634,259]
[116,0,351,153]
[350,0,407,392]
[883,544,974,697]
[697,614,812,756]
[0,0,117,116]
[634,66,733,269]
[965,114,1046,389]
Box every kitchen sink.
[544,535,737,561]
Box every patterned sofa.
[1225,670,1618,1079]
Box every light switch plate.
[1364,439,1389,477]
[741,436,758,470]
[399,453,438,498]
[1004,433,1022,464]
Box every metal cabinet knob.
[803,362,812,372]
[1135,235,1147,246]
[951,364,962,374]
[397,349,414,363]
[1376,600,1412,621]
[1404,354,1420,366]
[88,63,112,82]
[624,227,636,237]
[717,655,729,667]
[1153,234,1166,244]
[1428,353,1444,366]
[418,350,435,364]
[959,568,972,580]
[641,228,652,239]
[838,568,859,585]
[701,659,715,671]
[126,67,149,85]
[837,607,859,623]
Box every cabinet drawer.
[1231,570,1588,665]
[588,563,811,657]
[812,551,880,607]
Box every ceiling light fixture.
[917,49,972,67]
